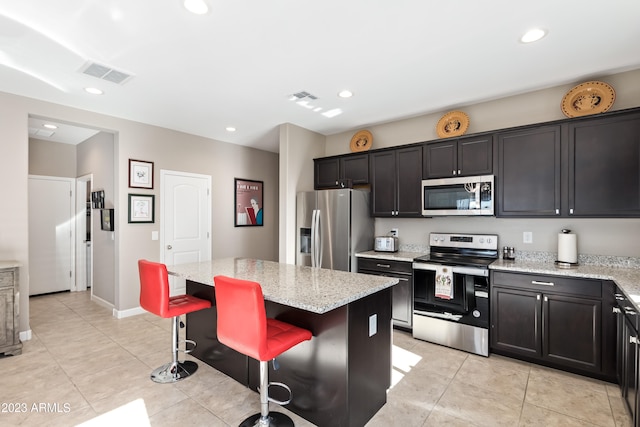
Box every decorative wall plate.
[436,111,469,138]
[350,130,373,152]
[561,81,615,118]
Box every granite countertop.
[490,259,640,304]
[167,258,398,314]
[356,250,427,263]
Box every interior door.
[28,176,75,295]
[161,170,211,296]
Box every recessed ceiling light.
[338,90,353,98]
[183,0,209,15]
[226,127,236,132]
[84,87,103,95]
[520,28,547,43]
[43,124,58,129]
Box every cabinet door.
[496,125,561,216]
[491,286,541,357]
[396,146,423,216]
[569,112,640,217]
[458,135,492,176]
[543,294,601,372]
[0,287,12,348]
[623,316,638,420]
[423,141,456,178]
[340,154,369,185]
[314,158,340,189]
[370,151,397,216]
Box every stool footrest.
[266,381,292,406]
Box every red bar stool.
[214,275,312,427]
[138,259,211,383]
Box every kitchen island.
[168,258,398,427]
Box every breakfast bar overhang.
[168,258,398,427]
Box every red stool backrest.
[214,275,267,361]
[138,259,170,318]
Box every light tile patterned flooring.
[0,290,633,426]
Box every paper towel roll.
[558,232,578,263]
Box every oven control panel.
[429,233,498,250]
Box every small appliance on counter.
[374,235,399,252]
[556,229,578,268]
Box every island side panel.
[348,286,392,427]
[186,280,249,385]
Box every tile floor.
[0,290,633,426]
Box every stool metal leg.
[239,360,294,427]
[150,315,199,384]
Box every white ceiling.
[3,0,640,152]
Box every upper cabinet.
[496,125,561,217]
[423,135,493,179]
[371,146,422,217]
[568,111,640,217]
[314,153,369,189]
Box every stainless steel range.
[412,232,498,356]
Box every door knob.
[167,245,172,250]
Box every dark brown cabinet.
[314,154,369,189]
[491,271,615,380]
[569,111,640,216]
[423,135,493,178]
[358,257,412,330]
[496,125,561,217]
[370,146,422,217]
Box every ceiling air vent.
[290,91,318,101]
[79,61,134,85]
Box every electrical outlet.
[390,228,398,237]
[523,231,533,244]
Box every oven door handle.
[412,262,488,277]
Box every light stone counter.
[490,259,640,304]
[356,250,427,263]
[168,257,398,314]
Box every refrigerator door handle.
[311,209,317,267]
[317,209,323,268]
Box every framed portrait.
[128,194,155,223]
[91,190,105,209]
[100,208,115,231]
[234,178,263,227]
[129,159,154,189]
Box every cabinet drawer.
[358,258,413,274]
[492,271,601,298]
[0,271,14,288]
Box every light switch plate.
[152,231,159,241]
[523,231,533,244]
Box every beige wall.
[296,69,640,258]
[29,138,76,177]
[278,123,325,264]
[1,90,279,333]
[77,132,116,304]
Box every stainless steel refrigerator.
[296,189,374,272]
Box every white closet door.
[29,176,74,296]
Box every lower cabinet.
[0,264,22,356]
[615,289,640,425]
[358,258,412,330]
[490,271,615,380]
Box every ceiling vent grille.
[290,91,318,100]
[79,61,134,85]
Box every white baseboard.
[19,329,32,342]
[113,306,145,319]
[91,294,114,311]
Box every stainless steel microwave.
[421,175,494,216]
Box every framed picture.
[129,159,154,189]
[91,190,105,209]
[234,178,263,227]
[128,194,155,223]
[100,209,115,231]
